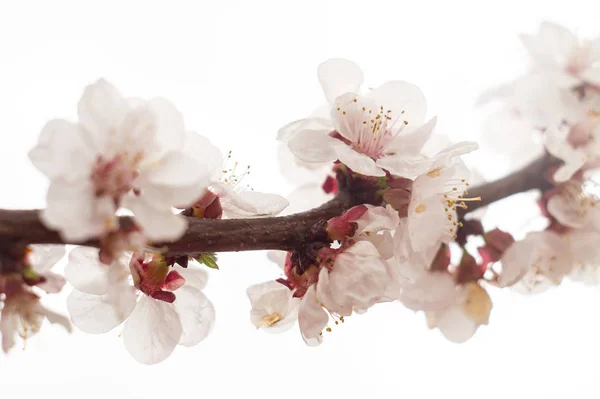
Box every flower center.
[91,153,142,200]
[335,97,407,159]
[260,312,283,327]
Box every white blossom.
[65,247,215,364]
[247,281,299,332]
[29,79,214,242]
[279,58,475,178]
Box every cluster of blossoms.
[1,23,599,364]
[480,21,600,291]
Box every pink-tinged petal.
[215,184,289,218]
[29,119,95,181]
[277,118,333,142]
[376,155,434,180]
[29,244,65,272]
[65,247,110,295]
[366,80,427,132]
[581,67,600,85]
[38,305,73,333]
[125,196,187,241]
[547,194,586,229]
[183,131,224,179]
[317,58,364,103]
[287,129,340,163]
[78,79,128,150]
[298,285,328,346]
[122,296,182,364]
[67,288,136,334]
[334,144,385,176]
[41,180,115,242]
[37,272,66,294]
[248,281,299,333]
[173,286,215,347]
[498,240,536,287]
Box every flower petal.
[29,244,65,272]
[287,129,340,163]
[183,131,224,180]
[318,58,364,103]
[173,286,215,347]
[142,151,210,189]
[215,184,289,218]
[298,285,328,346]
[334,144,385,176]
[122,296,183,364]
[125,196,187,241]
[67,288,136,334]
[366,80,427,132]
[175,265,209,290]
[581,67,600,85]
[29,120,95,181]
[277,117,333,142]
[146,97,186,156]
[64,247,111,295]
[78,79,128,150]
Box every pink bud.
[151,290,177,303]
[322,175,338,194]
[164,271,186,291]
[326,205,368,240]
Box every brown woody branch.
[0,154,559,265]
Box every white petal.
[67,288,136,334]
[78,79,128,150]
[41,180,114,242]
[287,129,340,163]
[334,144,385,176]
[125,196,187,241]
[142,151,210,189]
[400,272,459,311]
[266,251,287,269]
[547,193,586,228]
[407,196,447,253]
[146,97,186,156]
[355,204,400,235]
[29,119,94,181]
[376,155,434,179]
[173,287,215,347]
[29,244,65,272]
[318,58,364,103]
[366,81,427,132]
[433,306,479,343]
[183,131,224,179]
[298,286,328,346]
[277,117,333,142]
[174,265,209,290]
[384,117,437,157]
[248,281,299,332]
[217,186,289,218]
[122,296,183,364]
[64,247,111,295]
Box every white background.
[1,1,600,398]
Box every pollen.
[415,204,427,213]
[261,312,283,327]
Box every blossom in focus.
[184,132,289,219]
[65,247,215,364]
[29,79,215,242]
[296,205,399,346]
[279,58,476,178]
[426,282,492,343]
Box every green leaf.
[196,252,219,270]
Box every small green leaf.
[196,252,219,270]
